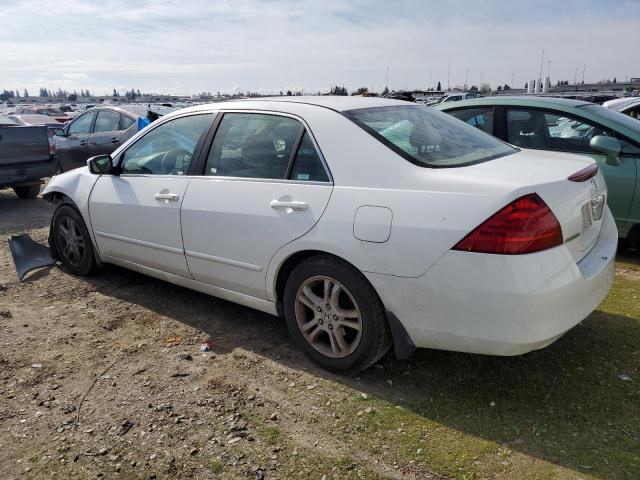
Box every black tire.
[283,255,392,373]
[51,204,98,276]
[626,225,639,251]
[13,184,40,199]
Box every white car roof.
[168,96,412,117]
[603,97,640,111]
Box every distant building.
[548,80,639,94]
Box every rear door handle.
[111,137,119,144]
[154,192,179,202]
[79,140,88,146]
[270,199,308,211]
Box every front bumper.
[366,207,617,356]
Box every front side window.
[344,105,515,168]
[94,110,121,133]
[506,108,610,153]
[68,112,95,135]
[120,114,213,175]
[205,113,303,179]
[448,107,494,135]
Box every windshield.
[577,103,640,134]
[343,105,516,168]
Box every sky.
[1,0,639,96]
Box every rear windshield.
[343,105,516,168]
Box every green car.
[437,96,640,247]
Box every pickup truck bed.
[0,126,57,199]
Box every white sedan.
[43,97,616,372]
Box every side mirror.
[590,135,622,165]
[87,155,114,175]
[53,127,66,137]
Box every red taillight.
[568,163,598,182]
[453,194,563,254]
[47,130,56,156]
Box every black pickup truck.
[0,125,57,199]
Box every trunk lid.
[436,148,606,263]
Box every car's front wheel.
[51,205,97,276]
[284,255,391,373]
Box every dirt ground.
[1,187,638,480]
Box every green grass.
[260,425,283,446]
[209,459,224,474]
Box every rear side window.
[120,115,136,130]
[205,113,300,179]
[448,107,494,135]
[205,113,328,181]
[344,105,515,168]
[94,110,120,133]
[506,109,611,154]
[289,131,329,182]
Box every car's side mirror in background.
[53,127,66,137]
[590,135,622,165]
[87,155,114,175]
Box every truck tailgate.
[0,126,51,166]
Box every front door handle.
[154,192,179,202]
[79,140,88,146]
[270,199,308,211]
[111,137,119,144]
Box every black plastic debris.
[8,234,57,282]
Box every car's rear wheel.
[51,205,97,276]
[283,255,391,373]
[13,184,40,199]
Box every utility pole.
[447,58,451,91]
[574,67,578,85]
[582,63,586,84]
[464,69,468,91]
[538,50,545,88]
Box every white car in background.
[42,97,616,372]
[603,97,640,119]
[436,92,481,104]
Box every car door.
[181,112,333,299]
[57,111,95,171]
[89,113,215,277]
[87,109,122,157]
[504,107,637,230]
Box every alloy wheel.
[294,275,363,358]
[57,216,86,267]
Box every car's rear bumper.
[0,158,57,188]
[366,207,617,356]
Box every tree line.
[0,87,148,102]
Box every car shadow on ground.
[617,248,640,268]
[70,263,639,479]
[0,191,52,236]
